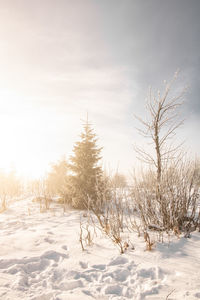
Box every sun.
[0,102,49,179]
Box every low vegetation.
[1,73,200,254]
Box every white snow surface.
[0,198,200,300]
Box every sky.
[0,0,199,178]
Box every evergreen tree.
[70,118,103,209]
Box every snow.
[0,198,200,299]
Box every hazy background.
[0,0,199,178]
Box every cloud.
[0,0,199,177]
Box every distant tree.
[69,118,104,209]
[0,169,22,211]
[46,158,70,210]
[30,178,51,212]
[111,173,127,189]
[47,158,69,196]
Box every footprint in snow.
[138,267,165,280]
[108,256,128,266]
[58,279,83,291]
[104,284,123,296]
[79,261,88,269]
[62,245,68,251]
[41,250,68,261]
[112,268,131,282]
[44,237,55,244]
[195,292,200,298]
[91,264,106,270]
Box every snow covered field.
[0,198,200,300]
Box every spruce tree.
[70,118,103,209]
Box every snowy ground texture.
[0,198,200,300]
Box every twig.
[166,288,175,299]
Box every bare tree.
[31,178,51,212]
[0,170,22,212]
[133,72,200,233]
[135,71,186,196]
